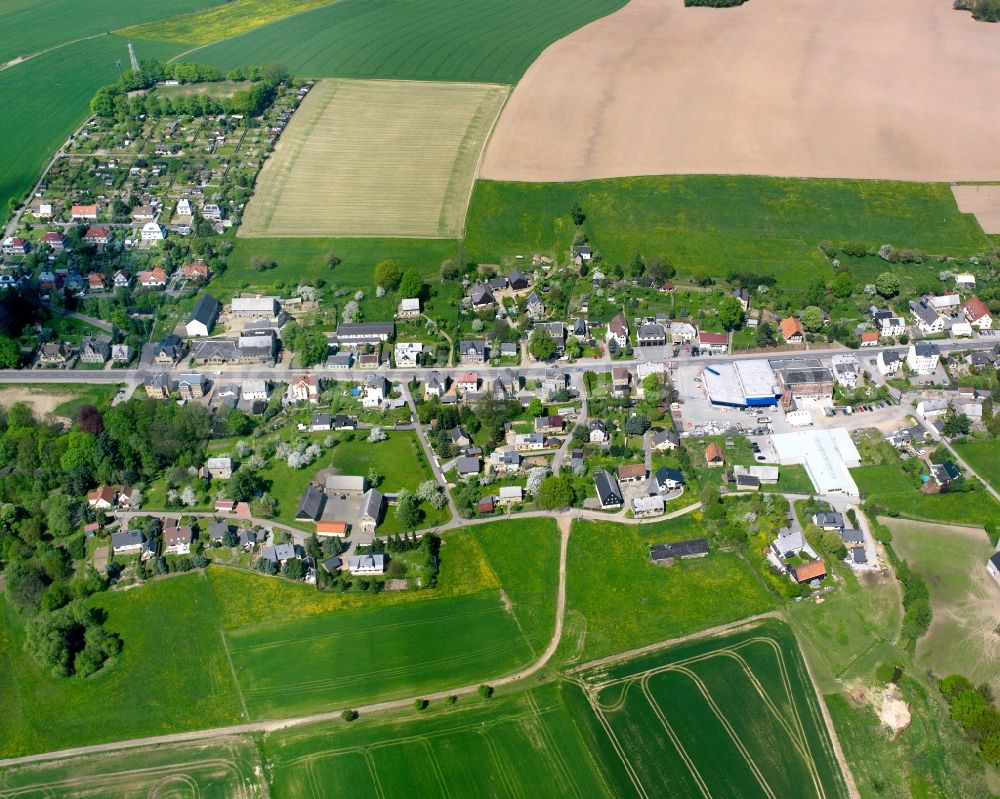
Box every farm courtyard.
[239,78,509,239]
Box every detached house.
[637,322,667,347]
[964,296,993,329]
[83,226,110,246]
[459,339,487,365]
[138,267,167,288]
[910,300,945,335]
[185,294,220,337]
[876,350,902,376]
[606,314,629,348]
[589,419,608,443]
[780,317,804,343]
[362,374,389,408]
[467,281,495,310]
[290,374,320,403]
[594,470,623,509]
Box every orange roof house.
[790,560,827,583]
[780,316,804,342]
[705,442,724,466]
[316,521,349,537]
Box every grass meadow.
[264,682,622,798]
[562,519,776,663]
[240,79,509,239]
[465,177,989,288]
[121,0,336,46]
[0,574,242,758]
[225,591,535,718]
[0,0,215,62]
[852,463,1000,528]
[0,35,182,226]
[189,0,627,84]
[952,438,1000,493]
[574,619,848,799]
[886,518,1000,696]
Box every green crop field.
[121,0,336,46]
[853,463,1000,528]
[886,518,1000,695]
[239,79,509,238]
[0,737,266,798]
[264,682,622,798]
[465,177,990,288]
[573,619,848,799]
[0,574,241,758]
[225,591,535,718]
[0,0,217,63]
[562,520,776,663]
[185,0,627,84]
[952,438,1000,493]
[0,35,183,226]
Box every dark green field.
[465,177,989,288]
[189,0,626,84]
[575,619,848,799]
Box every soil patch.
[482,0,1000,182]
[952,184,1000,234]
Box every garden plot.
[239,78,509,238]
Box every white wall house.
[907,343,940,375]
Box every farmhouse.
[231,296,279,318]
[397,297,421,318]
[594,470,623,509]
[358,489,384,533]
[780,317,804,343]
[348,554,385,575]
[295,485,327,521]
[790,560,828,584]
[704,442,724,467]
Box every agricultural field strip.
[584,636,828,799]
[0,757,248,795]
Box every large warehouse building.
[703,359,779,407]
[770,428,862,496]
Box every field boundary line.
[586,696,651,799]
[460,83,512,238]
[219,630,249,721]
[525,691,582,799]
[362,749,386,799]
[421,738,453,799]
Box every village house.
[86,484,116,510]
[780,316,804,343]
[1,236,28,256]
[177,373,205,400]
[699,330,729,354]
[606,314,629,348]
[860,330,879,347]
[632,494,665,518]
[141,222,166,242]
[424,371,448,398]
[111,343,132,364]
[242,380,269,401]
[290,374,320,403]
[181,260,210,281]
[456,372,478,393]
[231,296,279,319]
[163,525,193,555]
[534,415,565,434]
[705,442,725,467]
[82,226,111,246]
[79,335,111,364]
[655,467,685,493]
[589,419,608,443]
[138,267,168,288]
[611,367,632,398]
[907,342,940,375]
[143,374,171,399]
[349,553,385,575]
[41,231,66,252]
[831,354,860,388]
[459,339,487,365]
[876,350,902,376]
[87,272,107,292]
[489,448,522,474]
[651,429,679,451]
[879,316,906,338]
[205,456,233,480]
[670,321,698,344]
[910,300,946,335]
[110,530,143,556]
[514,432,546,452]
[525,291,545,319]
[362,374,389,408]
[70,204,99,221]
[964,296,993,329]
[359,489,384,533]
[394,341,423,367]
[39,342,70,365]
[467,281,496,310]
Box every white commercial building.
[770,428,862,496]
[703,359,779,408]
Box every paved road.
[400,381,461,520]
[67,311,113,333]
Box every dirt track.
[481,0,1000,182]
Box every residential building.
[606,314,629,348]
[241,380,269,401]
[177,373,205,399]
[310,413,333,432]
[514,432,545,452]
[534,415,565,434]
[594,470,623,509]
[87,484,116,510]
[231,296,279,318]
[455,456,481,477]
[70,204,98,220]
[41,231,66,252]
[358,489,383,533]
[654,467,685,493]
[425,371,448,398]
[879,316,906,338]
[812,511,845,530]
[163,525,193,555]
[831,354,860,388]
[290,374,319,403]
[39,342,69,364]
[113,269,131,288]
[1,237,27,256]
[467,281,495,309]
[698,330,729,354]
[617,463,647,484]
[79,335,111,364]
[489,449,522,474]
[637,322,667,347]
[670,322,698,344]
[928,293,960,311]
[456,372,478,393]
[394,341,423,367]
[458,339,487,364]
[507,267,530,291]
[790,560,827,583]
[733,288,750,311]
[362,374,389,408]
[651,430,679,451]
[348,553,385,575]
[589,419,608,443]
[964,296,993,329]
[186,294,220,337]
[910,300,945,335]
[138,267,168,288]
[632,494,665,517]
[525,291,545,319]
[397,297,421,318]
[111,344,132,364]
[262,544,297,565]
[876,350,902,376]
[611,367,632,397]
[780,316,804,343]
[705,442,724,466]
[143,374,171,399]
[860,330,879,347]
[140,222,165,242]
[181,261,210,281]
[907,342,940,375]
[82,226,111,246]
[206,457,233,480]
[498,485,523,506]
[111,530,143,555]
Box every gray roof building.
[295,484,326,521]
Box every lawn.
[239,79,509,238]
[0,35,184,226]
[225,590,535,718]
[952,438,1000,492]
[0,0,217,62]
[886,517,1000,696]
[573,619,848,799]
[188,0,627,84]
[464,177,989,289]
[216,236,458,301]
[853,463,1000,528]
[0,573,242,758]
[0,737,265,797]
[121,0,335,46]
[562,519,777,663]
[264,681,622,798]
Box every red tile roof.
[617,463,647,480]
[791,560,827,583]
[965,296,991,321]
[316,521,349,535]
[705,442,724,463]
[780,317,804,340]
[699,331,728,345]
[861,330,879,343]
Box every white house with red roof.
[138,267,167,288]
[963,296,993,329]
[456,372,479,393]
[41,231,66,251]
[70,204,98,221]
[698,330,728,354]
[290,374,320,403]
[83,226,110,245]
